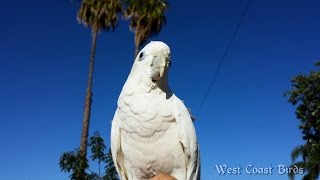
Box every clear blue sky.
[0,0,319,179]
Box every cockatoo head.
[134,41,171,83]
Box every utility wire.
[196,0,253,117]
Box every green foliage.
[90,132,106,163]
[123,0,168,55]
[286,61,320,180]
[87,172,100,180]
[77,0,122,31]
[59,132,118,180]
[59,149,89,180]
[103,149,118,180]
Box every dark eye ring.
[139,52,144,58]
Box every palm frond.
[77,0,122,31]
[291,145,306,162]
[124,0,168,49]
[288,161,306,180]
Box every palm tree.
[289,143,320,180]
[123,0,168,57]
[77,0,122,177]
[286,61,320,180]
[89,132,106,178]
[104,149,119,180]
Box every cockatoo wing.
[111,108,127,180]
[173,95,200,180]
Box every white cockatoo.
[111,41,200,180]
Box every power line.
[196,0,253,117]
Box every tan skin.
[149,173,177,180]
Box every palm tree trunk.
[134,32,140,58]
[79,22,99,177]
[134,46,139,58]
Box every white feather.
[111,41,200,180]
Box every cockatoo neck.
[129,62,172,97]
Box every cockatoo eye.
[139,52,144,59]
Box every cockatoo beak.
[160,57,170,77]
[160,65,165,77]
[152,56,167,78]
